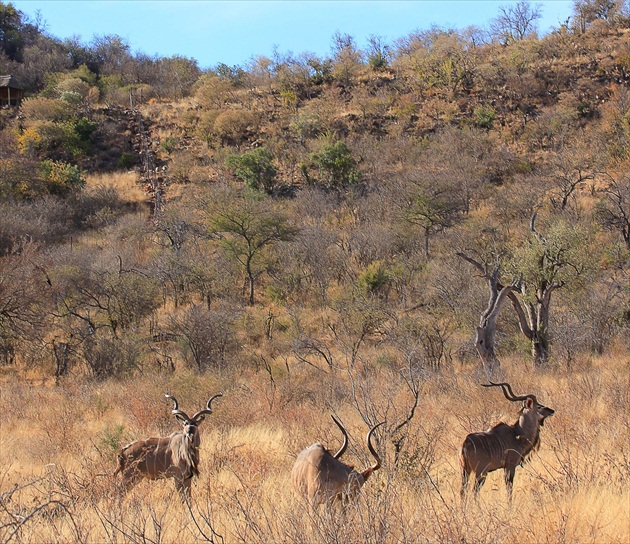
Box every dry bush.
[19,97,72,123]
[0,354,628,543]
[213,109,259,146]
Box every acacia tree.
[401,177,464,261]
[208,193,298,305]
[508,213,592,366]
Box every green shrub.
[357,260,391,296]
[226,147,277,193]
[160,137,178,154]
[72,117,97,141]
[40,160,85,195]
[98,424,125,456]
[309,138,360,190]
[474,105,496,129]
[117,151,136,169]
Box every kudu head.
[165,393,223,442]
[482,382,554,425]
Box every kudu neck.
[361,467,374,481]
[517,408,541,441]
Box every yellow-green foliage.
[40,160,85,195]
[16,125,43,156]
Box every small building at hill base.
[0,75,24,106]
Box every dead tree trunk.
[52,338,70,384]
[476,267,521,373]
[457,255,519,373]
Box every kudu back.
[114,393,222,499]
[460,382,554,500]
[292,415,384,507]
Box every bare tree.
[330,31,363,87]
[572,0,627,32]
[545,143,598,212]
[169,304,238,372]
[490,1,542,44]
[594,172,630,249]
[0,244,47,365]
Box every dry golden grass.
[1,356,628,543]
[84,171,147,204]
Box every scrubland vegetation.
[1,358,628,543]
[0,0,629,542]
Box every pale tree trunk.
[475,268,519,373]
[457,255,518,374]
[510,282,558,367]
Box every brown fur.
[292,418,383,507]
[460,383,554,500]
[114,393,221,500]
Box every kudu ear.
[525,398,534,409]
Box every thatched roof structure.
[0,75,23,89]
[0,75,23,106]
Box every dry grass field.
[1,353,628,544]
[84,172,148,205]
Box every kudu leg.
[175,476,193,500]
[504,468,515,500]
[460,467,471,500]
[473,473,487,495]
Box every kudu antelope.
[291,415,384,507]
[460,382,554,500]
[114,393,223,498]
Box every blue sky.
[13,1,574,69]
